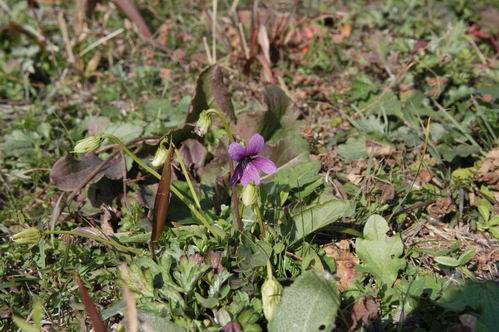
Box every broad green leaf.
[260,85,291,140]
[105,122,143,142]
[283,199,355,245]
[186,65,235,124]
[438,281,499,332]
[269,270,340,332]
[12,316,38,332]
[274,160,321,189]
[356,215,405,286]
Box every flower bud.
[261,275,283,321]
[194,110,212,137]
[12,227,41,244]
[73,135,103,154]
[151,144,168,167]
[241,184,258,206]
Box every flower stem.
[206,108,234,142]
[105,135,223,238]
[174,147,202,209]
[206,109,243,232]
[45,230,144,255]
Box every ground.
[0,0,498,331]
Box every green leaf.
[135,311,186,332]
[269,271,340,332]
[12,316,38,332]
[260,85,291,140]
[105,122,143,142]
[355,215,405,286]
[438,281,499,332]
[274,160,321,189]
[186,65,235,125]
[434,256,460,267]
[283,199,355,245]
[337,137,368,161]
[457,250,475,266]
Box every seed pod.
[73,136,103,154]
[151,144,169,167]
[12,227,41,244]
[241,183,258,206]
[261,263,283,322]
[194,110,212,137]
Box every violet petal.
[240,162,260,186]
[228,143,246,161]
[245,134,264,156]
[230,162,244,186]
[251,156,276,174]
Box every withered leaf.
[50,153,126,191]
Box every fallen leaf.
[324,240,359,291]
[50,154,104,191]
[427,197,455,219]
[349,296,379,331]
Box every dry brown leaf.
[332,23,352,43]
[379,182,395,203]
[478,148,499,189]
[427,197,456,219]
[349,296,379,331]
[324,240,359,291]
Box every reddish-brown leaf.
[76,274,107,332]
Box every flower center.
[239,156,253,170]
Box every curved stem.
[206,109,243,232]
[105,135,223,237]
[174,147,202,209]
[45,230,144,255]
[207,108,234,141]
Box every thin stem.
[212,0,218,63]
[174,147,202,209]
[45,230,143,255]
[206,109,243,232]
[207,108,234,141]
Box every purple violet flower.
[229,134,277,186]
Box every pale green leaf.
[434,256,460,267]
[283,199,355,245]
[269,271,340,332]
[356,215,405,286]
